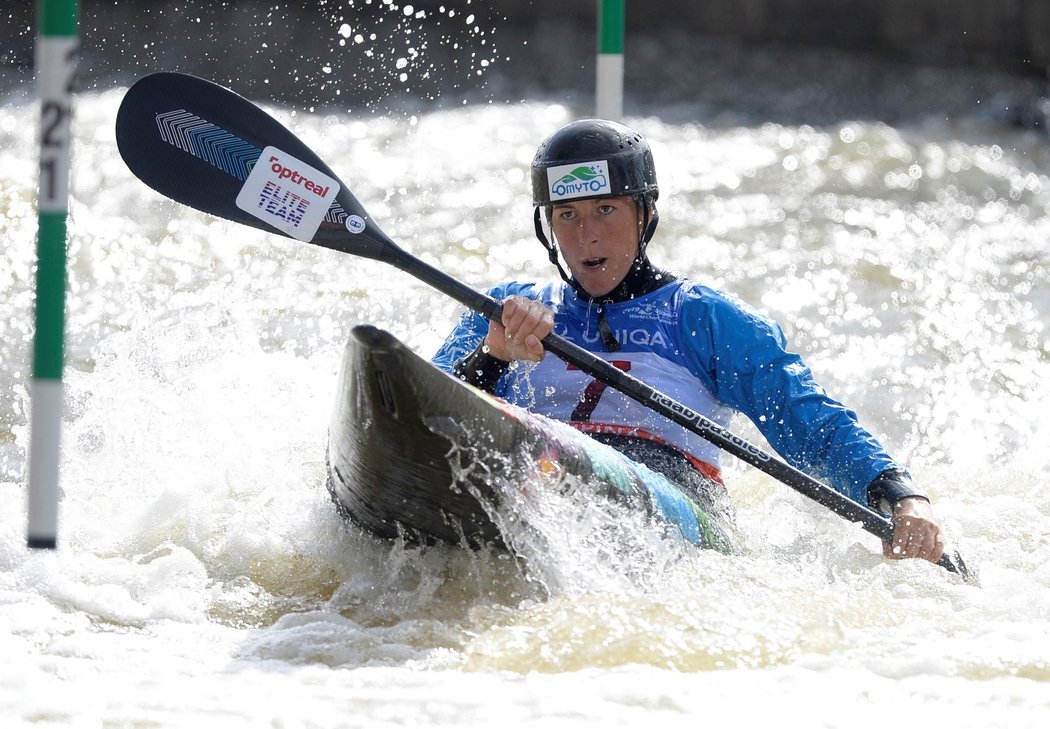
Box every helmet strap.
[533,207,573,285]
[638,197,659,255]
[642,205,660,245]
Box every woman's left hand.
[883,497,946,563]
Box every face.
[550,196,641,298]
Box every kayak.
[325,325,732,553]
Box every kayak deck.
[325,325,732,552]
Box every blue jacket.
[432,278,899,506]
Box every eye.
[555,208,576,221]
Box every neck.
[571,256,676,303]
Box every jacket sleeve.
[431,306,491,375]
[431,282,533,383]
[679,287,901,505]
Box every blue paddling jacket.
[433,278,902,507]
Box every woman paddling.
[432,118,946,565]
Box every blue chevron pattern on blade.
[155,109,260,181]
[154,108,345,220]
[193,126,259,180]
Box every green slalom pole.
[596,0,624,119]
[28,0,79,550]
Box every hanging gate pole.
[596,0,625,119]
[28,0,79,549]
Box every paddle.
[115,72,976,584]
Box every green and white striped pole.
[28,0,78,550]
[596,0,624,120]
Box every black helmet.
[531,119,659,206]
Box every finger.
[500,299,523,336]
[520,334,545,362]
[890,520,945,562]
[889,519,918,559]
[930,531,946,562]
[904,530,932,560]
[890,517,910,558]
[510,302,552,344]
[524,311,553,345]
[538,308,555,337]
[897,526,928,559]
[887,536,908,560]
[914,527,946,563]
[502,298,536,340]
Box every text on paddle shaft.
[648,392,771,462]
[268,156,332,197]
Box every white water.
[3,49,1050,728]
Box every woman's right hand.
[483,296,555,363]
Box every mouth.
[581,257,607,270]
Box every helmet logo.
[546,160,610,201]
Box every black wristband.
[866,468,929,513]
[452,344,510,392]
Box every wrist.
[452,343,510,392]
[891,494,930,513]
[867,468,929,514]
[481,331,512,363]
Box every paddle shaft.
[402,249,971,578]
[381,244,948,549]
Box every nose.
[575,211,601,244]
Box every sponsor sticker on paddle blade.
[235,146,340,241]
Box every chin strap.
[533,207,574,285]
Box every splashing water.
[2,38,1049,729]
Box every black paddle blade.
[115,72,396,261]
[941,549,979,585]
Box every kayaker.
[432,118,946,565]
